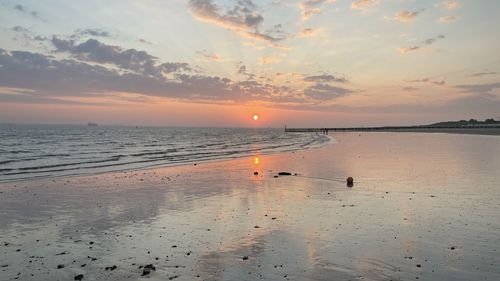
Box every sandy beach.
[1,132,500,281]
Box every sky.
[0,0,499,127]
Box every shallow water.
[0,132,499,280]
[0,125,329,182]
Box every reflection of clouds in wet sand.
[197,230,357,280]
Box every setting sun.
[252,114,259,121]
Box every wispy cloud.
[455,82,500,94]
[258,55,281,65]
[299,28,319,37]
[402,86,419,91]
[436,1,460,10]
[424,35,445,45]
[299,0,336,20]
[303,83,353,100]
[399,46,420,54]
[438,15,457,23]
[386,9,425,22]
[196,49,221,61]
[469,72,497,78]
[74,28,111,38]
[399,35,445,54]
[13,4,42,20]
[408,77,446,86]
[188,0,284,44]
[351,0,379,10]
[304,74,347,83]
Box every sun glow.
[252,114,259,121]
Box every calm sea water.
[0,124,329,182]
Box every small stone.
[278,172,292,176]
[242,256,249,260]
[74,274,84,280]
[253,172,259,176]
[57,264,64,269]
[254,225,260,228]
[142,268,151,276]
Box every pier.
[285,125,500,134]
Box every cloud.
[304,74,347,83]
[11,26,29,33]
[50,38,191,77]
[469,72,497,78]
[408,77,446,86]
[424,35,445,45]
[236,63,256,80]
[402,86,419,91]
[386,9,425,22]
[138,38,154,45]
[455,82,500,94]
[399,46,420,54]
[74,28,111,38]
[258,55,281,65]
[188,0,284,43]
[299,28,318,37]
[436,1,459,10]
[399,35,445,54]
[303,83,353,100]
[299,0,336,20]
[351,0,379,10]
[0,47,352,107]
[438,15,457,23]
[13,4,41,19]
[196,49,221,61]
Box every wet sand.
[1,132,500,281]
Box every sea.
[0,124,330,182]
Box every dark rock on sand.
[105,265,117,271]
[278,172,292,176]
[74,274,84,280]
[242,256,249,260]
[57,264,65,269]
[141,264,156,276]
[254,171,259,175]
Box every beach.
[1,132,500,281]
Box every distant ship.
[87,122,98,127]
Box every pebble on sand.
[74,274,84,280]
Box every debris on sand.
[105,265,117,271]
[346,177,354,187]
[141,264,156,276]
